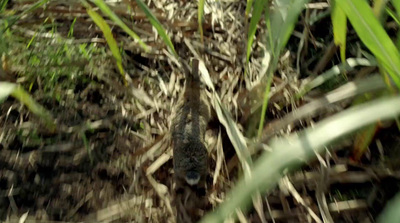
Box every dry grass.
[1,0,400,222]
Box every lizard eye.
[185,171,200,185]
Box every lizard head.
[173,138,208,188]
[185,170,201,185]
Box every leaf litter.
[1,0,400,222]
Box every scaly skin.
[172,59,210,190]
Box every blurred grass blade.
[392,0,400,49]
[5,0,50,29]
[245,0,254,18]
[212,96,252,174]
[135,0,177,57]
[377,192,400,223]
[264,74,388,140]
[198,0,205,43]
[337,0,400,89]
[386,7,400,25]
[297,58,376,98]
[200,96,400,223]
[258,0,309,137]
[198,61,252,172]
[0,82,15,103]
[331,0,347,63]
[0,0,9,12]
[18,0,50,15]
[80,132,93,164]
[246,0,268,64]
[269,0,309,56]
[12,87,56,130]
[257,71,273,138]
[397,36,400,50]
[0,82,56,131]
[352,123,379,161]
[393,0,400,17]
[372,0,389,18]
[87,9,124,77]
[199,59,268,222]
[92,0,149,52]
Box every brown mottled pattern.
[171,59,211,222]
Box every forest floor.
[1,0,400,222]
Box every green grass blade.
[269,0,309,56]
[352,123,378,161]
[331,0,347,63]
[212,96,252,173]
[245,0,254,18]
[0,82,56,131]
[258,0,309,138]
[246,0,268,64]
[397,31,400,50]
[377,192,400,223]
[92,0,149,52]
[372,0,389,18]
[392,0,400,49]
[0,0,9,12]
[386,7,400,25]
[5,0,51,29]
[393,0,400,17]
[87,9,124,77]
[135,0,177,57]
[198,61,252,172]
[257,70,273,138]
[0,82,16,103]
[297,58,376,98]
[264,75,389,139]
[201,96,400,223]
[199,59,268,222]
[68,17,77,38]
[337,0,400,89]
[198,0,205,43]
[80,131,93,165]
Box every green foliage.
[5,0,51,29]
[386,7,400,25]
[392,0,400,49]
[393,0,400,17]
[0,0,8,12]
[0,82,15,103]
[331,0,347,63]
[258,0,309,138]
[246,0,268,65]
[7,34,105,95]
[0,82,56,131]
[201,96,400,222]
[245,0,254,18]
[201,1,400,221]
[198,56,266,222]
[268,0,309,57]
[198,0,205,43]
[87,8,124,77]
[135,0,177,57]
[377,192,400,223]
[372,0,389,18]
[297,58,376,98]
[199,60,253,173]
[68,17,77,38]
[80,131,93,165]
[337,0,400,89]
[91,0,149,52]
